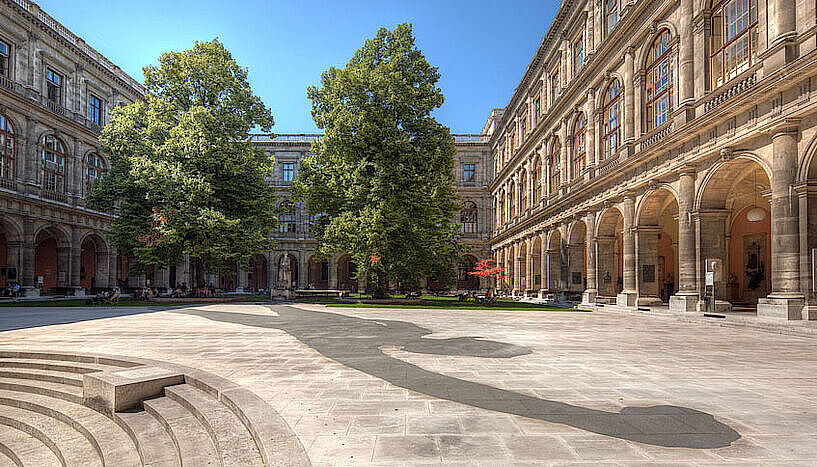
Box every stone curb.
[0,349,312,467]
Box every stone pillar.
[617,196,637,306]
[328,254,338,289]
[24,117,37,186]
[297,251,308,289]
[635,227,663,306]
[587,3,595,54]
[539,231,548,295]
[679,0,694,106]
[623,47,635,146]
[586,89,597,174]
[514,242,523,293]
[692,16,709,101]
[758,123,804,319]
[797,187,816,319]
[582,213,597,304]
[671,168,700,312]
[70,229,83,294]
[236,263,245,292]
[762,0,798,71]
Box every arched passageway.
[597,209,624,298]
[34,227,69,295]
[567,222,587,297]
[457,255,479,290]
[219,260,238,292]
[699,158,771,308]
[337,255,357,292]
[307,256,329,289]
[547,231,562,291]
[517,240,527,292]
[531,236,542,290]
[637,189,679,304]
[248,254,268,291]
[79,234,109,293]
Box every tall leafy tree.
[293,24,462,297]
[89,40,276,286]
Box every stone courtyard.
[1,303,816,465]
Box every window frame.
[573,35,585,76]
[281,161,295,182]
[40,134,66,193]
[45,68,63,105]
[709,0,758,88]
[532,157,541,203]
[602,80,621,160]
[463,163,476,183]
[645,30,675,131]
[278,200,297,233]
[0,114,14,180]
[85,152,105,190]
[550,139,561,194]
[460,201,478,234]
[88,94,103,126]
[0,39,10,78]
[572,114,586,180]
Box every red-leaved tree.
[468,259,506,291]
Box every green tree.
[89,39,276,286]
[293,24,462,297]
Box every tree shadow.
[0,306,172,332]
[177,306,740,449]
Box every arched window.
[602,80,621,159]
[532,157,541,203]
[461,201,478,234]
[40,135,66,192]
[519,169,528,212]
[605,0,619,36]
[278,200,297,233]
[86,153,105,190]
[0,114,14,180]
[509,181,516,218]
[572,114,586,179]
[550,139,561,194]
[645,30,674,131]
[499,190,506,226]
[710,0,757,88]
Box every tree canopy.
[89,39,277,283]
[293,24,462,296]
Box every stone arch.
[307,254,329,289]
[636,188,680,303]
[546,229,562,291]
[695,154,772,210]
[458,254,480,290]
[248,253,268,291]
[697,156,772,305]
[79,231,111,291]
[337,254,358,292]
[0,216,22,288]
[531,235,543,290]
[634,23,680,69]
[596,207,625,297]
[797,130,817,182]
[567,220,587,294]
[33,224,70,294]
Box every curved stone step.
[0,425,60,467]
[0,352,139,370]
[144,395,219,466]
[0,405,101,467]
[0,376,83,404]
[0,368,83,387]
[165,384,264,467]
[114,410,180,467]
[0,358,115,375]
[0,390,140,467]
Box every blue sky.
[41,0,559,133]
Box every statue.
[278,253,293,290]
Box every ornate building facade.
[0,0,143,296]
[489,0,817,320]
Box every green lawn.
[0,294,273,308]
[301,294,586,311]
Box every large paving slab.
[1,303,816,465]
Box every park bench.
[295,289,345,298]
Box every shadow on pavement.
[0,306,171,332]
[178,305,740,448]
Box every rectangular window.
[463,163,475,183]
[534,97,541,123]
[282,162,295,182]
[0,41,8,78]
[46,68,62,104]
[89,94,102,126]
[573,37,585,76]
[550,71,560,103]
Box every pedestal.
[616,292,637,307]
[581,290,596,306]
[636,297,663,307]
[73,287,85,297]
[757,296,804,320]
[669,294,698,313]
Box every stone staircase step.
[144,395,219,466]
[0,368,83,387]
[0,358,115,375]
[0,424,60,467]
[0,376,83,404]
[115,410,180,467]
[0,404,101,467]
[165,384,264,467]
[0,390,140,467]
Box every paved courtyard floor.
[1,303,816,466]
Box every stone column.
[617,196,638,306]
[679,0,694,106]
[582,213,598,304]
[236,263,245,292]
[587,3,595,54]
[763,0,798,71]
[539,231,548,295]
[586,89,597,175]
[671,167,700,312]
[70,229,83,294]
[796,187,816,319]
[758,123,805,319]
[623,47,635,147]
[692,16,709,101]
[24,117,37,186]
[514,242,523,294]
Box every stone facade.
[0,0,143,296]
[489,0,817,319]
